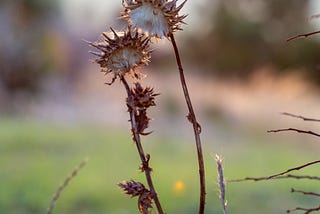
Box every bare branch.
[281,112,320,122]
[287,205,320,214]
[228,160,320,182]
[281,174,320,181]
[291,188,320,197]
[287,30,320,42]
[267,128,320,138]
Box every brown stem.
[120,76,164,214]
[287,30,320,42]
[169,33,206,214]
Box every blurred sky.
[60,0,320,34]
[59,0,218,36]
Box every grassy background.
[0,118,319,214]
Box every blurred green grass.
[0,118,319,213]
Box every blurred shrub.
[181,0,320,83]
[0,0,58,94]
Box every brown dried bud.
[118,180,153,214]
[127,82,159,135]
[118,180,146,197]
[138,191,153,214]
[131,82,159,110]
[136,110,152,135]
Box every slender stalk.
[47,159,88,214]
[287,30,320,42]
[120,76,164,214]
[169,33,206,214]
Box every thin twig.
[291,188,320,197]
[287,205,320,214]
[281,112,320,122]
[47,158,88,214]
[216,155,227,214]
[169,32,206,214]
[120,76,164,214]
[277,174,320,181]
[267,128,320,138]
[287,30,320,42]
[228,160,320,182]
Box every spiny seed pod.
[88,28,151,84]
[118,180,147,197]
[118,180,153,214]
[131,82,159,110]
[121,0,187,38]
[127,83,159,135]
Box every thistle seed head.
[121,0,187,38]
[88,28,151,84]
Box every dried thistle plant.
[121,1,207,212]
[89,25,164,213]
[88,0,208,213]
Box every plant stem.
[120,76,164,214]
[169,33,206,214]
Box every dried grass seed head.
[122,0,187,38]
[89,28,151,83]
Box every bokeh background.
[1,0,320,213]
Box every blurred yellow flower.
[173,180,185,194]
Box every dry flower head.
[118,180,153,214]
[121,0,187,38]
[88,28,151,84]
[127,82,158,135]
[131,82,158,110]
